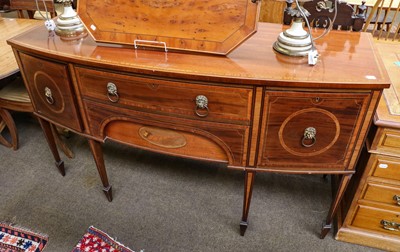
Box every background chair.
[9,0,56,19]
[0,74,32,150]
[283,0,365,31]
[362,0,400,40]
[0,73,74,157]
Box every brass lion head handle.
[107,82,119,103]
[195,95,209,117]
[44,87,54,104]
[301,127,316,147]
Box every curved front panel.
[18,53,82,132]
[257,91,370,172]
[83,100,249,167]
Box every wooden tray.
[77,0,260,55]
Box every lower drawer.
[351,205,400,236]
[83,100,249,167]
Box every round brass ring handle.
[301,127,317,147]
[394,195,400,206]
[107,82,119,103]
[381,220,400,231]
[44,87,54,104]
[195,95,209,117]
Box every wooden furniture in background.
[283,0,365,31]
[362,0,400,40]
[0,18,39,149]
[0,74,32,149]
[0,18,41,79]
[336,41,400,251]
[77,0,259,55]
[0,0,10,12]
[7,22,390,238]
[259,0,286,23]
[9,0,56,19]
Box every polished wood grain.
[0,17,41,79]
[258,91,370,172]
[8,22,390,239]
[77,0,260,55]
[76,67,253,125]
[18,53,83,132]
[8,23,391,88]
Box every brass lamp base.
[273,18,312,57]
[55,1,87,40]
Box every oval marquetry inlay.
[33,71,65,113]
[139,126,187,149]
[278,108,340,157]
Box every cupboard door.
[19,53,82,132]
[257,91,370,172]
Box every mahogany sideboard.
[336,42,400,250]
[7,22,390,238]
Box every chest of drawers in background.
[336,42,400,251]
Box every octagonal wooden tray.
[77,0,260,55]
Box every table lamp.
[55,0,87,39]
[273,0,313,57]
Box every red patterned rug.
[72,226,135,252]
[0,223,48,252]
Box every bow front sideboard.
[7,22,390,238]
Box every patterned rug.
[72,226,135,252]
[0,223,48,252]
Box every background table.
[0,17,41,80]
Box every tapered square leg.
[240,170,255,236]
[88,139,113,202]
[37,117,65,176]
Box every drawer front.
[351,205,400,237]
[19,53,82,132]
[76,67,253,125]
[257,91,370,171]
[374,128,400,155]
[83,100,249,167]
[363,182,400,207]
[370,155,400,181]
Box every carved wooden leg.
[320,174,353,239]
[240,170,256,236]
[0,109,18,150]
[37,117,65,176]
[88,139,113,202]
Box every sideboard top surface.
[7,22,391,89]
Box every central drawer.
[83,100,250,167]
[75,67,253,125]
